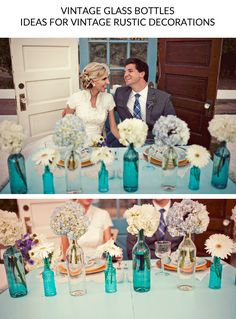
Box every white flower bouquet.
[50,201,89,240]
[152,115,190,147]
[96,239,122,258]
[90,146,114,165]
[205,234,234,259]
[53,114,86,149]
[208,115,236,143]
[186,144,210,168]
[124,204,160,237]
[118,118,148,147]
[0,120,26,154]
[33,148,60,167]
[166,199,210,237]
[0,210,23,246]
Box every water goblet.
[155,241,171,276]
[143,138,155,171]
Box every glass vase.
[211,141,230,189]
[123,143,139,192]
[7,153,27,194]
[42,257,57,296]
[65,148,83,194]
[42,165,55,194]
[98,160,109,192]
[66,239,87,296]
[177,233,196,291]
[3,245,28,298]
[132,229,151,292]
[188,166,201,190]
[209,256,222,289]
[161,146,178,191]
[104,254,117,293]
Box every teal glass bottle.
[42,165,55,194]
[98,161,109,192]
[209,256,222,289]
[104,254,117,293]
[3,245,28,298]
[7,153,27,194]
[42,257,57,296]
[188,166,201,190]
[132,229,151,292]
[211,141,230,189]
[123,143,139,192]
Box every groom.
[114,58,176,140]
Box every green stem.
[15,157,27,188]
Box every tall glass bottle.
[98,160,109,192]
[7,153,27,194]
[66,239,86,296]
[123,143,139,192]
[211,141,230,189]
[208,256,222,289]
[3,245,28,298]
[42,257,57,296]
[177,233,196,291]
[104,254,117,293]
[65,148,83,193]
[161,146,178,191]
[132,229,151,292]
[188,166,201,190]
[42,165,55,194]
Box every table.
[0,261,235,319]
[1,136,236,194]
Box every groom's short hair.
[124,58,149,82]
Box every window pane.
[89,43,106,63]
[110,43,126,68]
[218,39,236,90]
[110,70,125,87]
[0,38,14,89]
[130,43,147,61]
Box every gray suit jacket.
[114,86,176,139]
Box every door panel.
[158,38,223,148]
[10,38,79,138]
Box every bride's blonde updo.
[80,62,109,89]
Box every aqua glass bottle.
[98,160,109,192]
[132,229,151,292]
[104,254,117,293]
[3,245,28,298]
[209,256,222,289]
[211,141,230,189]
[123,143,139,192]
[188,166,201,190]
[42,165,55,194]
[7,153,27,194]
[42,257,57,296]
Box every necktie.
[133,93,142,119]
[159,208,167,240]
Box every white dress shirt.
[127,85,148,121]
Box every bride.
[62,62,120,144]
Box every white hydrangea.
[208,115,236,143]
[118,119,148,147]
[90,146,114,165]
[0,210,23,246]
[0,120,26,154]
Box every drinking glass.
[155,241,171,276]
[143,139,155,171]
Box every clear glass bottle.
[42,257,57,296]
[208,256,222,289]
[7,153,27,194]
[66,239,86,296]
[161,146,178,191]
[132,229,151,292]
[65,148,83,194]
[188,166,201,190]
[123,143,139,192]
[104,254,117,293]
[3,245,28,298]
[211,141,230,189]
[42,165,55,194]
[98,160,109,192]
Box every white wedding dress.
[67,90,115,143]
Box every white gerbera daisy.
[186,144,210,168]
[95,239,122,258]
[90,146,114,165]
[33,148,60,167]
[29,241,54,260]
[205,234,234,259]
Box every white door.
[10,38,79,138]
